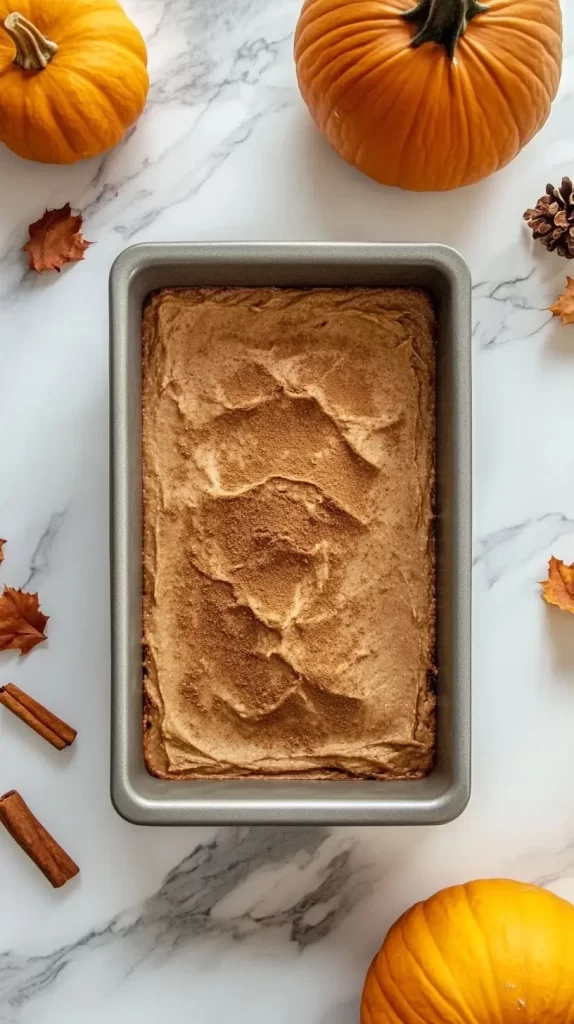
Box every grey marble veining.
[21,510,68,591]
[474,513,574,587]
[0,827,367,1015]
[472,265,558,349]
[79,0,297,240]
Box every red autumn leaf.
[0,588,49,654]
[23,204,91,273]
[0,540,5,566]
[540,556,574,614]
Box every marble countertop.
[2,0,574,1020]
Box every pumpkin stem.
[2,11,58,71]
[402,0,488,59]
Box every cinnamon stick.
[0,790,79,888]
[0,683,76,750]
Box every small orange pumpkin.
[295,0,562,191]
[361,878,574,1024]
[0,0,149,164]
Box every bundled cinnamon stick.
[0,683,76,749]
[0,790,79,888]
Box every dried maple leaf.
[23,204,91,273]
[0,540,4,566]
[540,556,574,614]
[0,587,49,654]
[549,277,574,325]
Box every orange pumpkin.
[295,0,562,192]
[361,879,574,1024]
[0,0,149,164]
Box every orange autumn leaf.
[549,277,574,325]
[23,204,92,273]
[540,556,574,614]
[0,587,49,654]
[0,540,4,565]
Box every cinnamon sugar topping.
[142,287,436,779]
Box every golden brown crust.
[142,287,436,780]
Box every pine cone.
[523,177,574,259]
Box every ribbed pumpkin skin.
[295,0,562,191]
[0,0,148,164]
[361,879,574,1024]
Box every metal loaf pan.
[110,242,471,826]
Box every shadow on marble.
[318,996,360,1024]
[544,603,574,676]
[543,319,574,365]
